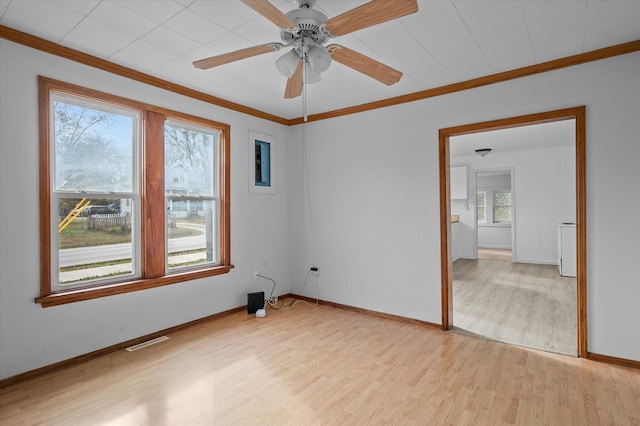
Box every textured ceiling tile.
[584,0,640,50]
[54,0,100,15]
[358,24,422,57]
[113,0,185,24]
[62,17,137,57]
[466,6,527,45]
[521,0,587,26]
[188,0,256,31]
[163,8,226,44]
[88,1,157,38]
[477,29,536,71]
[529,9,586,62]
[453,0,521,24]
[227,14,282,45]
[110,38,178,71]
[143,26,201,56]
[423,30,493,79]
[404,4,467,43]
[1,0,84,42]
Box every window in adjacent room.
[493,190,512,223]
[38,77,232,307]
[476,191,486,223]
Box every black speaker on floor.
[247,291,265,314]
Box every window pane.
[494,191,512,222]
[495,206,512,222]
[167,200,217,270]
[495,191,512,207]
[54,101,135,192]
[165,124,216,196]
[58,197,135,286]
[477,192,486,223]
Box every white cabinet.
[557,223,576,277]
[450,166,467,200]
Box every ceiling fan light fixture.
[275,50,300,78]
[305,66,321,84]
[308,45,331,73]
[475,148,492,157]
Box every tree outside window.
[38,77,232,307]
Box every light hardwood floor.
[1,301,638,425]
[478,248,512,261]
[453,258,577,356]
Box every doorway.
[439,107,587,357]
[475,169,514,262]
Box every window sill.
[36,264,234,308]
[478,223,512,228]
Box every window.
[165,121,219,271]
[51,95,140,290]
[476,191,486,223]
[493,191,512,223]
[38,77,232,307]
[477,188,512,225]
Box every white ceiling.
[450,119,575,157]
[1,0,638,120]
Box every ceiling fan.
[193,0,419,100]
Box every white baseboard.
[478,245,512,250]
[514,258,557,265]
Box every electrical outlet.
[254,270,258,280]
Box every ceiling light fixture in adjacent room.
[475,148,492,157]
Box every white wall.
[0,40,292,379]
[452,145,575,263]
[1,42,639,380]
[288,53,640,361]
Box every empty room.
[1,0,639,424]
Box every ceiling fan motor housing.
[281,8,330,51]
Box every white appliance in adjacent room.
[557,223,576,277]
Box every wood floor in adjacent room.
[2,301,639,425]
[453,257,577,356]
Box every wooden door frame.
[439,106,587,358]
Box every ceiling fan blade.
[241,0,296,29]
[193,43,281,70]
[328,44,402,86]
[284,61,303,99]
[325,0,418,36]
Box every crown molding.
[0,25,290,125]
[1,25,638,127]
[287,39,640,125]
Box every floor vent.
[126,336,169,352]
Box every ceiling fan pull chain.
[303,58,308,122]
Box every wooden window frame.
[36,76,233,307]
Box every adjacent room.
[1,0,639,424]
[449,121,578,356]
